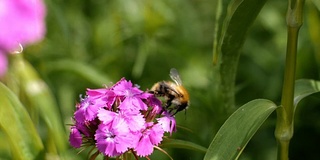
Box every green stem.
[275,0,304,160]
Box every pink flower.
[0,0,46,77]
[113,78,151,112]
[122,111,145,132]
[118,97,148,113]
[134,123,164,156]
[75,118,99,137]
[69,78,176,158]
[146,96,163,114]
[74,89,115,123]
[0,0,46,76]
[112,78,143,97]
[95,123,133,157]
[86,89,116,109]
[157,113,177,135]
[69,126,82,148]
[98,109,145,132]
[0,0,46,50]
[97,109,118,125]
[74,98,100,123]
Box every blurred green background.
[10,0,320,159]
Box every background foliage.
[1,0,320,159]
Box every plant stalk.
[275,0,305,160]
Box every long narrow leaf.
[160,139,207,153]
[8,54,67,154]
[0,83,44,160]
[214,0,269,59]
[294,79,320,107]
[45,59,112,86]
[204,99,277,160]
[213,0,269,111]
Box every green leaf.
[0,82,44,160]
[45,59,112,86]
[204,99,277,160]
[214,0,269,59]
[8,54,67,154]
[213,0,269,111]
[160,139,207,153]
[294,79,320,107]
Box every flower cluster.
[0,0,46,77]
[69,78,176,158]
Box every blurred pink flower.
[0,0,46,77]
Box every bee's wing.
[169,68,183,85]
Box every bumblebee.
[150,68,190,115]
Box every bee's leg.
[148,90,155,94]
[158,101,172,116]
[148,90,161,96]
[171,110,178,116]
[170,109,186,117]
[165,95,174,108]
[165,100,172,108]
